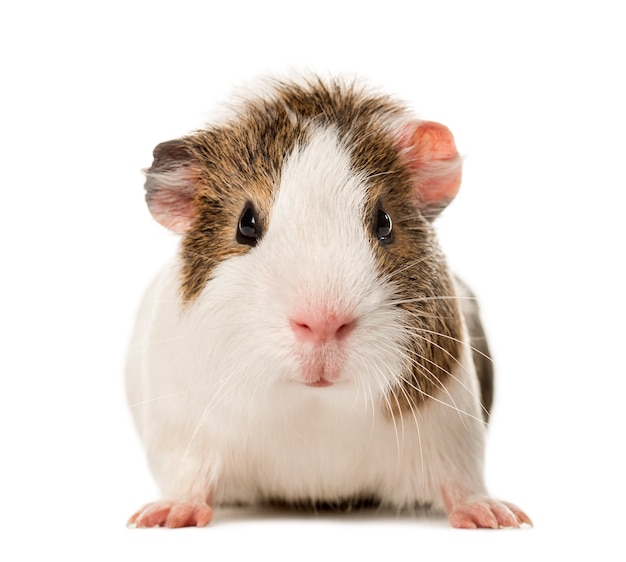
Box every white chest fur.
[126,260,484,511]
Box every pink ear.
[144,140,201,233]
[398,121,462,213]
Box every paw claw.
[128,501,213,529]
[448,497,531,530]
[503,501,533,528]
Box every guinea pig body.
[126,76,530,529]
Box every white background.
[1,1,624,560]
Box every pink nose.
[290,314,355,344]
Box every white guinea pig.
[126,75,531,529]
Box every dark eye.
[237,203,260,246]
[375,208,393,243]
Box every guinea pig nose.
[289,314,356,344]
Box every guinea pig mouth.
[305,378,334,388]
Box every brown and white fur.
[126,75,531,529]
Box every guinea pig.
[125,75,531,529]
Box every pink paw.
[448,498,532,529]
[128,501,214,528]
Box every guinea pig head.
[142,81,463,413]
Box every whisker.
[398,326,489,420]
[378,340,463,423]
[378,252,439,284]
[385,361,425,476]
[178,367,245,469]
[373,368,402,457]
[369,337,478,428]
[398,372,485,426]
[129,389,193,408]
[389,295,478,306]
[364,371,378,434]
[407,325,493,364]
[412,360,467,429]
[382,257,434,281]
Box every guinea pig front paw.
[447,497,532,529]
[127,500,214,528]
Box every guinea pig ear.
[143,139,201,233]
[397,121,462,218]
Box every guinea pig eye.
[237,203,260,246]
[375,208,393,243]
